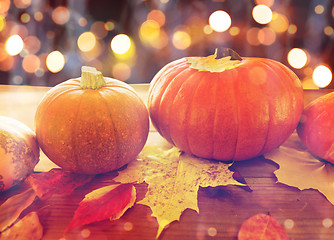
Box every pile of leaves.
[1,131,334,239]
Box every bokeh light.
[147,10,166,27]
[0,15,5,32]
[52,6,70,25]
[287,48,308,69]
[14,0,31,9]
[172,30,191,50]
[111,34,131,55]
[209,10,231,32]
[91,21,108,39]
[112,62,131,81]
[24,36,41,54]
[0,0,10,14]
[46,50,65,73]
[139,20,160,46]
[255,0,274,7]
[252,5,273,24]
[78,32,96,52]
[22,54,40,73]
[313,65,332,88]
[5,34,24,56]
[269,13,289,33]
[258,27,276,45]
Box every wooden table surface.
[0,84,334,240]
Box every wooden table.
[0,84,334,240]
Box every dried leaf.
[0,188,36,232]
[238,213,289,240]
[264,132,334,205]
[114,143,244,238]
[26,168,94,200]
[65,183,136,232]
[0,212,43,240]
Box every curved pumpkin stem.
[80,66,107,90]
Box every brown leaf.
[0,212,43,240]
[0,188,36,232]
[26,168,94,200]
[65,183,136,232]
[264,132,334,205]
[238,213,289,240]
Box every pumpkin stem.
[80,66,107,90]
[216,48,242,61]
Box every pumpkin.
[0,116,39,192]
[35,66,149,174]
[148,49,304,161]
[297,92,334,163]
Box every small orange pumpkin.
[0,116,39,192]
[297,92,334,163]
[35,66,149,174]
[148,49,304,161]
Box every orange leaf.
[65,183,136,232]
[238,213,289,240]
[0,188,36,232]
[26,168,94,200]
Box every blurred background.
[0,0,332,88]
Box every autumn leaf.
[114,135,244,238]
[0,212,43,240]
[264,132,334,205]
[26,168,94,200]
[238,213,289,240]
[0,188,36,232]
[65,183,136,232]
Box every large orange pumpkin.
[35,66,149,174]
[297,92,334,163]
[148,49,304,161]
[0,116,39,192]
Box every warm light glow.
[0,15,5,32]
[147,10,166,27]
[22,54,40,73]
[112,63,131,81]
[0,0,10,14]
[5,35,24,56]
[246,27,261,46]
[229,26,240,36]
[252,5,273,24]
[14,0,31,9]
[287,48,308,69]
[172,30,191,50]
[284,219,294,230]
[46,50,65,73]
[34,12,43,22]
[269,12,289,33]
[209,10,231,32]
[20,13,30,23]
[203,25,213,34]
[258,27,276,45]
[104,21,115,31]
[91,21,107,39]
[111,34,131,54]
[52,6,70,25]
[77,32,96,52]
[324,26,333,36]
[288,24,297,34]
[24,36,41,54]
[255,0,274,7]
[78,17,87,27]
[322,218,333,228]
[139,20,160,45]
[313,65,332,88]
[315,5,325,14]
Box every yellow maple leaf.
[264,132,334,204]
[114,133,244,238]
